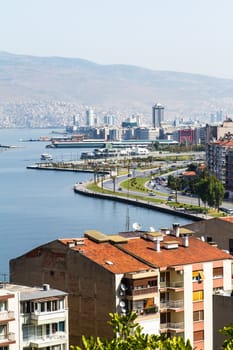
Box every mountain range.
[1,51,233,120]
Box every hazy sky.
[2,0,233,78]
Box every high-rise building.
[86,109,95,127]
[10,225,232,349]
[152,103,164,128]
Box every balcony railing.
[0,332,15,343]
[0,310,14,321]
[127,286,158,296]
[30,309,66,323]
[27,332,67,347]
[160,299,184,310]
[160,281,183,289]
[160,322,184,331]
[133,305,159,316]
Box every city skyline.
[2,0,233,79]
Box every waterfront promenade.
[27,160,210,221]
[73,181,207,221]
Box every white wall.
[183,265,193,345]
[203,262,213,350]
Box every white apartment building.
[0,283,69,350]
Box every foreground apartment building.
[10,224,232,350]
[0,283,69,350]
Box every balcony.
[0,332,15,345]
[30,310,66,325]
[160,281,184,291]
[0,310,14,322]
[160,322,184,333]
[28,332,67,348]
[160,299,184,311]
[126,286,158,297]
[133,305,159,317]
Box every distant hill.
[1,51,233,120]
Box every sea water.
[0,129,192,276]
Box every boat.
[40,153,53,161]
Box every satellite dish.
[120,300,126,308]
[132,222,142,231]
[121,308,126,314]
[120,283,127,291]
[149,226,155,232]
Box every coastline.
[73,182,204,222]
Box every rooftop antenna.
[125,206,130,231]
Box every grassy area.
[86,182,164,202]
[86,175,225,218]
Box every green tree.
[70,312,193,350]
[194,173,224,210]
[219,324,233,349]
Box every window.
[0,301,7,312]
[213,267,223,278]
[148,280,157,287]
[194,330,204,342]
[192,290,204,301]
[52,323,58,334]
[0,325,6,340]
[193,310,204,322]
[192,271,204,283]
[59,321,65,332]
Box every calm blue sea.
[0,129,192,276]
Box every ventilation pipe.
[155,237,161,252]
[182,235,189,248]
[173,223,180,237]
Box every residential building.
[213,291,233,349]
[217,120,233,139]
[184,216,233,254]
[0,283,69,350]
[10,226,232,350]
[152,103,164,128]
[206,136,233,196]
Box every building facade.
[0,283,69,350]
[206,137,233,196]
[10,226,232,350]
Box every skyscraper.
[86,108,95,127]
[152,103,164,128]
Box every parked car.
[149,192,156,196]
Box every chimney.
[173,223,180,237]
[155,237,161,252]
[43,284,50,291]
[182,235,189,248]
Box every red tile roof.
[117,235,231,269]
[60,233,232,273]
[219,216,233,223]
[59,238,151,274]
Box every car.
[149,192,156,196]
[168,196,175,201]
